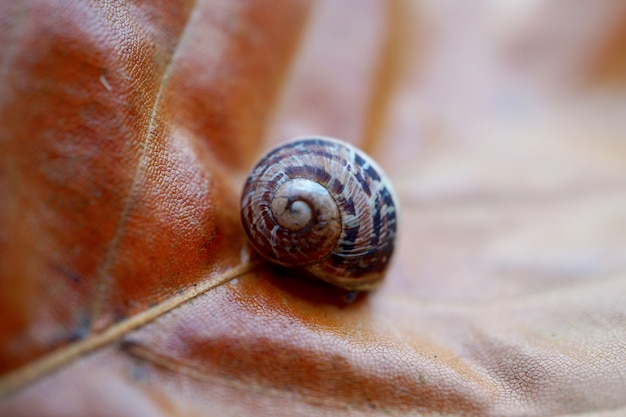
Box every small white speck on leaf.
[99,74,112,91]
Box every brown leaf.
[2,1,626,416]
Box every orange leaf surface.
[2,1,626,416]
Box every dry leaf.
[1,1,626,416]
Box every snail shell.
[240,137,398,291]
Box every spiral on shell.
[240,137,398,291]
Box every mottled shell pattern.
[240,137,398,291]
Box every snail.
[240,137,398,291]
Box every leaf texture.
[1,1,626,416]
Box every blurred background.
[265,0,626,300]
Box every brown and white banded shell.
[240,137,398,291]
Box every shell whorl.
[240,137,398,291]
